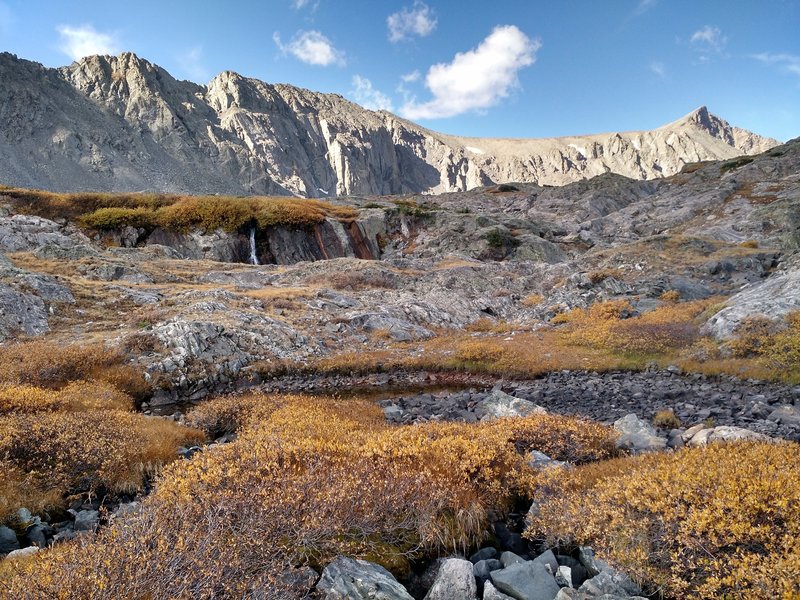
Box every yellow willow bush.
[184,393,269,437]
[559,298,719,355]
[0,381,132,415]
[2,394,617,598]
[527,442,800,599]
[0,460,60,521]
[0,340,149,400]
[0,410,203,501]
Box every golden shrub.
[729,315,780,358]
[561,298,716,355]
[0,410,203,498]
[77,195,360,234]
[0,340,146,396]
[185,393,271,437]
[0,459,60,521]
[0,381,130,415]
[5,186,360,235]
[521,293,544,307]
[0,385,61,414]
[2,394,617,598]
[454,339,506,364]
[757,311,800,371]
[79,206,155,230]
[659,289,680,303]
[527,442,800,599]
[652,409,681,429]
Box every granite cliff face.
[0,51,779,197]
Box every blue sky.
[1,0,799,141]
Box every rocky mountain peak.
[669,105,779,154]
[0,51,782,196]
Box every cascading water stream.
[249,225,259,265]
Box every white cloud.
[635,0,658,14]
[690,25,727,56]
[400,70,420,83]
[57,24,119,60]
[291,0,319,10]
[649,61,666,78]
[177,46,209,82]
[753,52,800,77]
[351,75,394,111]
[400,25,539,120]
[387,1,437,43]
[273,30,345,66]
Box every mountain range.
[0,51,780,197]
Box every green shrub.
[485,228,520,249]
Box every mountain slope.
[0,51,780,197]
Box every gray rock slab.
[613,413,667,454]
[768,404,800,427]
[477,389,547,421]
[316,556,413,600]
[0,526,20,554]
[490,561,560,600]
[484,581,516,600]
[424,558,477,600]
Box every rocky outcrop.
[704,261,800,338]
[0,52,779,197]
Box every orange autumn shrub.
[0,381,132,415]
[2,394,616,598]
[0,410,203,500]
[0,340,149,400]
[527,442,800,599]
[559,298,717,355]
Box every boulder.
[704,266,800,339]
[470,547,499,563]
[316,556,413,600]
[578,572,628,597]
[613,413,667,454]
[424,558,477,600]
[500,551,527,568]
[477,389,547,421]
[527,450,568,470]
[474,558,503,586]
[73,510,100,532]
[0,283,49,340]
[768,405,800,428]
[555,566,572,588]
[4,546,38,560]
[0,526,20,555]
[0,215,79,252]
[686,426,770,447]
[484,581,516,600]
[577,547,609,577]
[252,566,319,599]
[531,550,559,575]
[494,523,528,555]
[490,561,561,600]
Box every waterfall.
[249,225,259,265]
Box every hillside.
[0,51,779,197]
[0,85,799,597]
